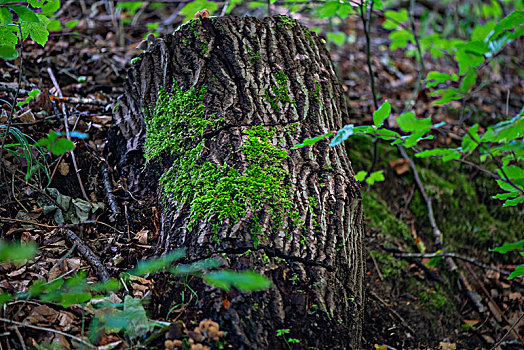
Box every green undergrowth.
[369,250,407,278]
[347,134,523,256]
[145,83,299,246]
[363,192,411,242]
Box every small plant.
[276,328,300,348]
[0,241,271,347]
[0,0,60,60]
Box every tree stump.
[111,15,364,349]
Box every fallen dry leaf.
[389,158,410,175]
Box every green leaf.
[383,9,408,29]
[41,0,60,15]
[373,101,391,127]
[461,124,480,153]
[430,88,462,105]
[366,170,385,185]
[61,292,92,307]
[425,71,459,88]
[0,45,18,60]
[203,270,271,292]
[415,148,462,162]
[16,88,40,107]
[21,21,48,46]
[292,132,335,149]
[0,26,19,45]
[50,138,74,155]
[8,4,40,23]
[481,114,524,143]
[459,69,477,93]
[90,279,120,293]
[472,20,496,41]
[389,29,413,50]
[336,3,353,17]
[179,0,218,23]
[123,295,151,339]
[47,19,62,31]
[170,258,222,275]
[0,7,12,25]
[28,0,45,8]
[396,112,432,133]
[354,171,366,182]
[497,165,524,180]
[404,130,432,147]
[495,178,524,192]
[326,32,345,45]
[0,291,12,305]
[115,1,144,11]
[489,11,524,41]
[330,124,355,146]
[456,41,490,55]
[492,192,519,200]
[502,195,524,207]
[65,19,79,28]
[316,1,339,18]
[0,240,38,262]
[508,264,524,279]
[130,249,186,276]
[492,240,524,254]
[455,42,488,75]
[375,128,400,141]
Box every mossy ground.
[345,133,523,324]
[347,134,522,255]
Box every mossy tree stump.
[111,15,364,349]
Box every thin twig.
[370,252,384,281]
[49,241,78,275]
[0,317,96,349]
[0,217,60,228]
[363,137,378,183]
[102,162,120,220]
[397,145,442,247]
[386,248,512,276]
[397,146,489,315]
[358,1,380,183]
[220,0,230,16]
[0,217,124,234]
[491,313,524,350]
[14,326,27,350]
[401,0,426,114]
[47,67,92,205]
[0,84,108,106]
[11,173,66,212]
[0,24,24,199]
[359,1,378,110]
[464,263,524,343]
[369,291,416,335]
[62,229,110,282]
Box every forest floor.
[0,2,523,349]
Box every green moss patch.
[363,191,411,242]
[146,83,298,245]
[264,71,296,112]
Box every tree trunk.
[111,15,364,349]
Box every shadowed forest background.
[0,0,523,349]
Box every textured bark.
[111,15,364,349]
